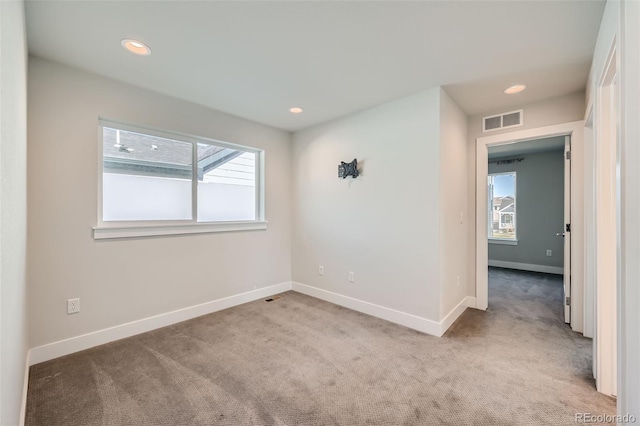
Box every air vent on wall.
[482,109,523,133]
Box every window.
[488,172,516,241]
[500,214,513,226]
[95,120,265,239]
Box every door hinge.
[566,296,571,305]
[566,151,571,160]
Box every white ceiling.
[25,1,605,132]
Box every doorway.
[475,121,584,332]
[487,136,571,323]
[486,136,569,322]
[475,118,618,397]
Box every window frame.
[488,171,517,244]
[94,118,266,239]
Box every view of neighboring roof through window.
[488,172,516,241]
[101,125,259,224]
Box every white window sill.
[93,221,268,240]
[489,238,518,246]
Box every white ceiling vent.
[482,109,523,133]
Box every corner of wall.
[290,88,444,326]
[19,350,31,426]
[438,89,471,325]
[0,1,30,425]
[27,58,293,352]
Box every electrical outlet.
[546,250,552,257]
[319,265,324,276]
[457,276,461,287]
[67,298,80,315]
[348,271,355,282]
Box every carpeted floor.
[26,268,615,425]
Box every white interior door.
[563,136,571,324]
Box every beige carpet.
[26,268,615,425]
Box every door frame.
[563,135,572,324]
[583,105,596,341]
[594,41,618,397]
[475,121,584,332]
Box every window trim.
[488,171,517,242]
[488,238,518,246]
[93,221,268,240]
[95,118,266,239]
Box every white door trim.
[583,105,596,341]
[475,121,584,311]
[594,40,618,397]
[563,135,572,324]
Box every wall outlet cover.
[67,298,80,315]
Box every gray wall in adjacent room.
[488,149,564,268]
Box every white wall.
[103,174,192,221]
[468,92,586,140]
[292,88,443,321]
[198,181,255,222]
[0,1,29,424]
[292,87,471,330]
[103,174,255,222]
[27,57,292,348]
[439,89,470,316]
[619,0,640,416]
[619,0,640,417]
[586,0,640,416]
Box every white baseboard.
[19,349,30,426]
[29,281,476,365]
[488,260,563,275]
[29,282,292,365]
[465,296,478,309]
[439,296,475,335]
[291,282,474,337]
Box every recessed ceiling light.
[121,39,151,56]
[289,107,304,114]
[504,84,527,94]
